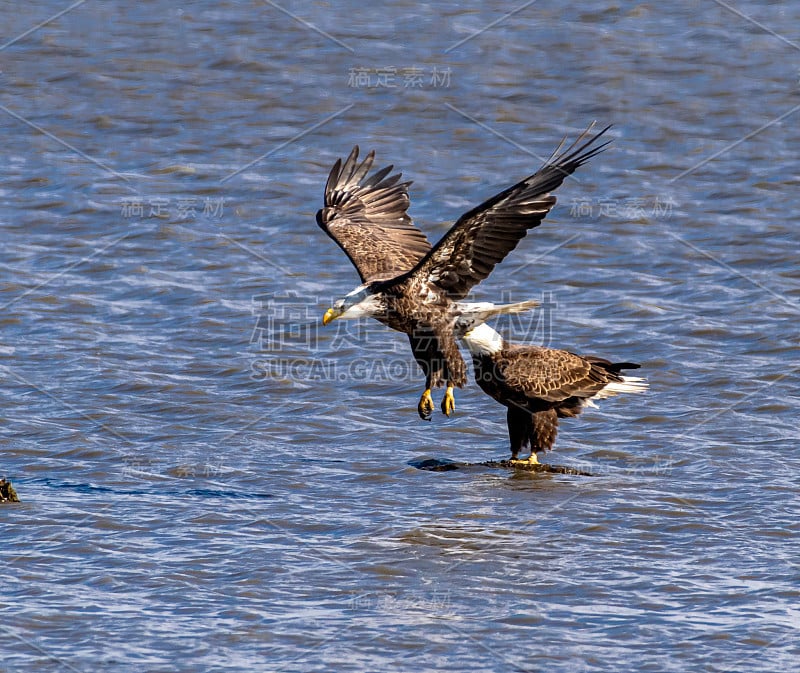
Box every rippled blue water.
[2,2,799,671]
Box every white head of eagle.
[323,284,385,324]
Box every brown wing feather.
[499,345,614,402]
[403,123,612,300]
[317,146,432,283]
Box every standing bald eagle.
[458,322,647,464]
[318,124,611,420]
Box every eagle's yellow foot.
[441,386,456,416]
[509,453,540,466]
[418,388,434,421]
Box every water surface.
[2,2,799,671]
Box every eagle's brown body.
[461,323,646,459]
[374,278,468,389]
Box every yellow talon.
[418,388,434,421]
[509,453,540,466]
[441,386,456,416]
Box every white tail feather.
[488,299,541,316]
[591,376,649,401]
[454,300,539,336]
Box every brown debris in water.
[0,478,20,503]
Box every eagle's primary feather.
[316,148,431,283]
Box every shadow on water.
[23,477,275,501]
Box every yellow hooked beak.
[322,307,339,326]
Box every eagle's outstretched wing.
[402,123,612,300]
[316,146,432,283]
[500,347,633,403]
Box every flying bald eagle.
[318,123,611,420]
[457,321,647,464]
